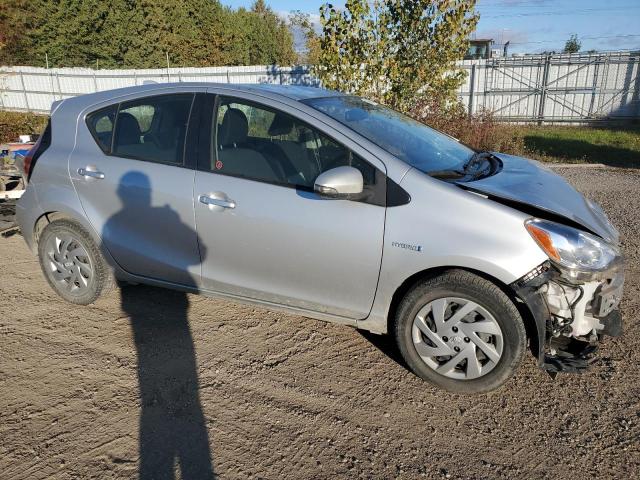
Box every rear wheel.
[38,219,114,305]
[394,270,526,393]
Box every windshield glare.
[303,96,475,174]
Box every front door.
[69,92,201,286]
[194,94,386,319]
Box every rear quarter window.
[86,105,117,152]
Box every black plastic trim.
[27,119,52,180]
[184,93,205,170]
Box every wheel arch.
[33,211,78,247]
[386,266,540,358]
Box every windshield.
[302,96,475,174]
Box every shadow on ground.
[359,330,412,374]
[121,285,215,479]
[105,171,214,479]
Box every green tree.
[563,34,581,54]
[0,0,296,68]
[317,0,479,114]
[217,2,296,66]
[289,10,322,65]
[0,0,45,65]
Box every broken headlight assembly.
[524,218,620,280]
[516,218,624,373]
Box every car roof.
[56,82,341,111]
[237,83,344,100]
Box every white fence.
[1,51,639,122]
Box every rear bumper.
[512,261,624,373]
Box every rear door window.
[112,94,194,165]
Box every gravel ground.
[0,166,639,479]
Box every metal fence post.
[93,69,99,92]
[468,63,476,117]
[588,55,602,118]
[635,55,640,117]
[537,54,552,125]
[55,72,62,101]
[19,71,30,112]
[0,74,5,111]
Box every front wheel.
[394,270,526,393]
[38,219,114,305]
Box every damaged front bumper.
[511,260,624,374]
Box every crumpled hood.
[457,153,619,243]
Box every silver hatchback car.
[17,83,624,393]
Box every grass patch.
[515,124,640,168]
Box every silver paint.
[16,82,619,338]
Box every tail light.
[23,120,52,181]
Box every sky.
[220,0,640,53]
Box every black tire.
[394,269,526,393]
[37,219,114,305]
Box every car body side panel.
[359,168,549,334]
[195,171,386,319]
[197,88,388,319]
[18,83,549,336]
[67,91,202,286]
[17,105,91,251]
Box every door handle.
[199,195,236,209]
[78,167,105,180]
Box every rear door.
[69,91,201,286]
[193,92,387,319]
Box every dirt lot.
[1,166,639,479]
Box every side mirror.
[314,166,364,198]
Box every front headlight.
[525,218,620,272]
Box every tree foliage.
[316,0,479,113]
[219,1,296,66]
[288,10,322,65]
[0,0,295,68]
[563,34,581,54]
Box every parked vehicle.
[16,83,624,392]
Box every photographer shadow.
[105,171,214,479]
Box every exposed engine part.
[511,261,623,375]
[539,280,603,338]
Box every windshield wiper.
[428,169,466,179]
[462,151,495,179]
